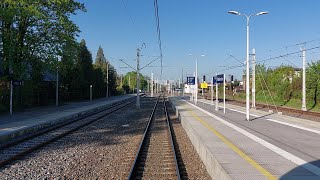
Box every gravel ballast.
[0,96,211,179]
[167,102,211,179]
[0,97,155,179]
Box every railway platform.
[169,97,320,180]
[0,94,135,143]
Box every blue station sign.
[213,74,224,84]
[187,76,195,85]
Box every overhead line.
[259,38,320,56]
[219,46,320,73]
[153,0,163,79]
[256,46,320,63]
[121,0,144,43]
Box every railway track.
[127,95,182,179]
[201,93,320,121]
[0,97,136,168]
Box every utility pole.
[120,74,123,88]
[215,73,218,111]
[128,75,131,93]
[246,15,250,121]
[192,72,195,102]
[136,48,140,108]
[156,79,158,94]
[151,72,154,97]
[9,17,13,116]
[106,62,109,98]
[302,48,307,111]
[56,67,59,106]
[10,80,12,115]
[90,85,92,101]
[170,82,173,96]
[252,48,256,109]
[211,76,214,105]
[179,78,181,96]
[195,58,198,105]
[223,74,226,114]
[202,75,204,97]
[182,68,184,96]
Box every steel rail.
[0,97,138,168]
[127,95,161,179]
[164,97,181,180]
[127,95,181,179]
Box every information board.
[187,76,195,85]
[200,82,208,88]
[216,74,224,84]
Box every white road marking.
[183,99,320,176]
[198,99,320,135]
[266,118,320,135]
[198,99,259,117]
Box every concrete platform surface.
[0,95,135,143]
[170,97,320,180]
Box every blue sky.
[72,0,320,82]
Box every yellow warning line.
[179,101,277,180]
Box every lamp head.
[228,10,241,15]
[256,11,268,16]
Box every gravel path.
[0,97,156,179]
[167,102,212,180]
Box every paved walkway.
[170,97,320,179]
[0,95,135,142]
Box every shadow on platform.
[280,160,320,180]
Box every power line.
[120,0,144,43]
[259,38,320,57]
[279,56,299,68]
[256,46,320,63]
[140,56,161,70]
[218,46,320,73]
[153,0,163,79]
[229,54,244,65]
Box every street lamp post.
[195,57,198,104]
[189,54,205,105]
[228,10,268,121]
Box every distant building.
[184,84,195,94]
[283,68,302,84]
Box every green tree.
[108,64,118,95]
[94,46,118,96]
[75,39,94,99]
[123,71,148,92]
[269,66,294,103]
[60,41,78,100]
[95,46,106,67]
[0,0,85,111]
[306,61,320,108]
[0,0,85,80]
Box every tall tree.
[75,39,93,99]
[0,0,85,80]
[0,0,85,110]
[307,61,320,108]
[95,46,106,66]
[123,71,148,92]
[94,46,119,96]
